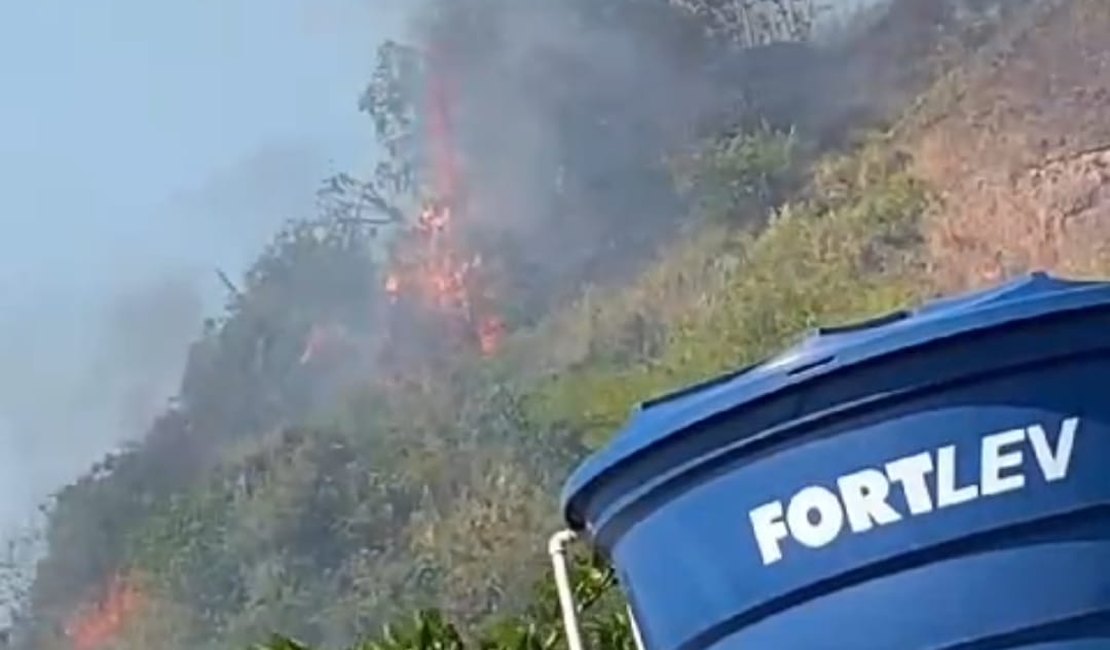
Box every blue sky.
[0,0,407,535]
[0,0,405,294]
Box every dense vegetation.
[2,1,1068,649]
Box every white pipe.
[627,605,647,650]
[548,529,585,650]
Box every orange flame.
[65,574,144,650]
[379,43,505,358]
[478,316,507,355]
[299,321,356,366]
[385,273,401,301]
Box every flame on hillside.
[383,199,505,355]
[380,44,506,357]
[64,573,144,650]
[296,43,506,371]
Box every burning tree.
[290,34,509,387]
[361,39,507,373]
[383,200,506,357]
[63,574,144,650]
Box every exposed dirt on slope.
[905,0,1110,290]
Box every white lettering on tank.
[936,444,979,508]
[981,428,1026,496]
[749,501,789,565]
[1028,416,1078,481]
[837,468,901,533]
[785,486,845,550]
[885,452,934,515]
[748,416,1083,567]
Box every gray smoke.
[0,144,341,543]
[396,0,916,307]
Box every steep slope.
[908,0,1110,289]
[14,2,1110,650]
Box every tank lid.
[561,272,1110,526]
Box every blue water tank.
[561,272,1110,650]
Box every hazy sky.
[0,0,406,536]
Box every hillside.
[905,0,1110,289]
[6,2,1110,649]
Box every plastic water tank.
[561,272,1110,650]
